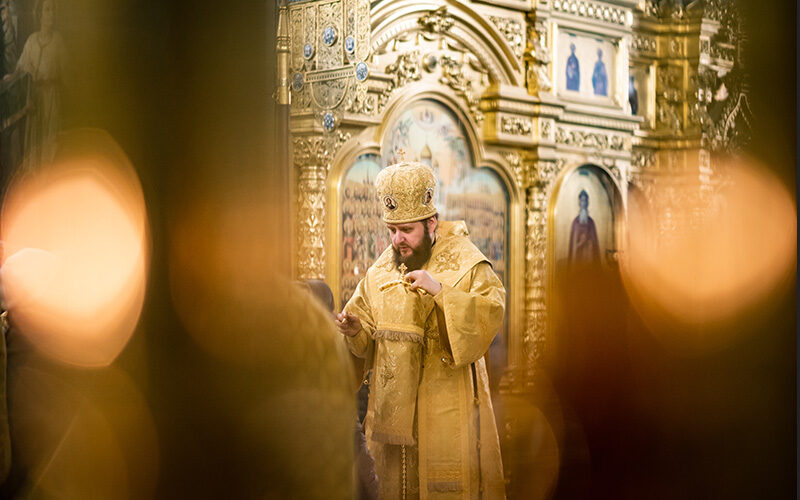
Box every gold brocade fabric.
[344,221,507,499]
[374,161,438,223]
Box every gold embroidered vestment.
[344,220,506,499]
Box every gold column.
[294,137,331,280]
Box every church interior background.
[0,0,795,497]
[285,0,765,495]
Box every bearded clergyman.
[335,160,506,499]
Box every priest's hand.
[404,270,442,295]
[335,311,362,337]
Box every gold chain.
[401,444,407,500]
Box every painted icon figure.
[592,48,608,96]
[566,42,580,91]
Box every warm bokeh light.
[168,183,283,361]
[10,365,159,499]
[621,155,796,351]
[0,129,149,367]
[498,391,562,500]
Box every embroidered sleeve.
[433,262,505,368]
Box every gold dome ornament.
[375,158,438,224]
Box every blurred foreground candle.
[0,129,149,367]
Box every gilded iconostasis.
[286,0,795,496]
[0,0,793,497]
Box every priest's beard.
[393,229,433,272]
[578,207,589,223]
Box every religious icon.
[339,154,387,308]
[628,74,639,115]
[1,0,19,77]
[568,189,600,264]
[10,0,66,170]
[592,48,608,96]
[383,100,472,211]
[565,42,580,91]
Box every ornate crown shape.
[375,161,437,224]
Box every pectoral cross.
[377,262,426,294]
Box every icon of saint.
[629,75,639,114]
[568,190,600,265]
[592,48,608,96]
[566,42,580,91]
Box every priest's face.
[388,217,436,272]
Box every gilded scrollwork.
[632,33,657,54]
[533,159,559,187]
[669,38,682,57]
[378,51,423,111]
[345,0,355,43]
[439,54,484,125]
[304,6,316,64]
[294,131,352,279]
[489,16,524,60]
[554,127,625,151]
[290,9,304,71]
[297,165,327,279]
[311,77,350,110]
[344,90,375,114]
[692,66,751,156]
[656,66,683,132]
[656,102,681,132]
[524,21,552,95]
[418,6,455,37]
[524,165,558,340]
[709,42,735,64]
[608,164,623,184]
[293,130,352,173]
[632,148,657,170]
[541,120,553,141]
[501,151,528,188]
[292,81,313,110]
[501,116,532,137]
[356,0,370,62]
[523,184,549,368]
[317,1,341,70]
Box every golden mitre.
[375,160,437,224]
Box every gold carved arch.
[370,1,522,87]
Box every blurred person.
[302,279,379,500]
[335,161,506,499]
